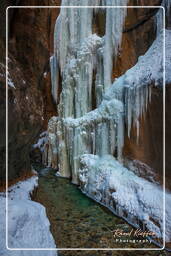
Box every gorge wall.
[0,0,61,185]
[1,0,171,246]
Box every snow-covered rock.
[79,154,171,243]
[104,29,171,138]
[0,176,57,256]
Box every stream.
[32,165,167,256]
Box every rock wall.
[0,1,61,185]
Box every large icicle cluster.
[50,0,128,108]
[45,97,124,183]
[45,2,171,244]
[48,0,129,183]
[104,29,171,139]
[58,34,103,118]
[47,29,171,183]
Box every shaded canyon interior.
[0,0,171,251]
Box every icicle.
[91,125,96,155]
[50,55,59,104]
[103,0,128,89]
[101,122,110,155]
[80,3,93,43]
[95,46,105,106]
[127,88,132,138]
[136,120,140,144]
[149,84,152,103]
[117,113,124,163]
[109,120,116,156]
[56,6,69,73]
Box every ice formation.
[33,131,48,153]
[50,56,59,104]
[79,154,171,243]
[103,0,128,88]
[0,176,57,255]
[47,29,171,183]
[48,0,129,183]
[45,2,171,244]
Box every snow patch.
[8,77,16,89]
[0,176,57,255]
[33,131,48,153]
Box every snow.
[43,72,47,78]
[8,77,16,89]
[33,131,48,153]
[79,154,171,243]
[0,176,57,255]
[104,29,171,138]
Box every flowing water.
[32,166,167,256]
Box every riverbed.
[33,167,167,256]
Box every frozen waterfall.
[45,1,171,245]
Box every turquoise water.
[33,167,164,256]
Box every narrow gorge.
[0,0,171,255]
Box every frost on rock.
[79,154,171,243]
[0,176,57,256]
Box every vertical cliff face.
[0,1,62,184]
[44,0,171,244]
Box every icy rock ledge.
[0,176,57,256]
[79,154,171,243]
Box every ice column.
[103,0,128,88]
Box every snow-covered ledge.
[0,176,57,256]
[79,154,171,244]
